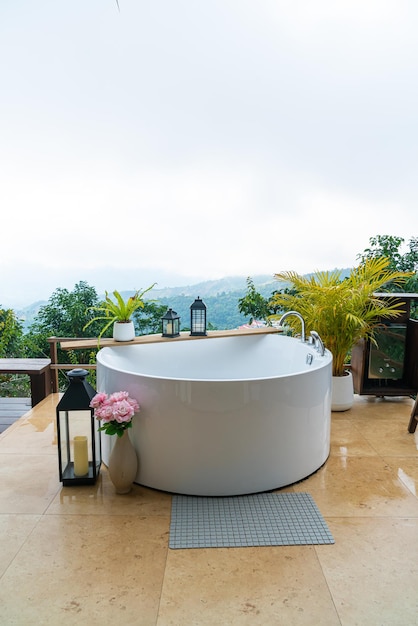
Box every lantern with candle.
[56,368,102,485]
[190,297,207,336]
[161,308,180,338]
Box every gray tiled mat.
[169,492,334,549]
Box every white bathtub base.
[98,335,332,496]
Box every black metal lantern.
[56,368,101,486]
[190,297,207,336]
[162,308,180,337]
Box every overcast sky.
[1,0,417,307]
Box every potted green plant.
[84,285,155,343]
[269,257,412,410]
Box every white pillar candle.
[73,436,89,476]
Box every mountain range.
[15,270,351,332]
[15,274,279,332]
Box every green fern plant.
[269,258,412,377]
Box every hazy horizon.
[5,265,354,311]
[3,268,275,310]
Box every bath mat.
[169,492,334,549]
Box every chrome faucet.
[310,330,325,356]
[277,311,306,342]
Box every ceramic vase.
[113,320,135,341]
[331,371,354,411]
[108,430,138,494]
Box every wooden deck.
[0,397,32,434]
[0,358,51,406]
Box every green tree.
[357,235,418,292]
[133,301,167,335]
[25,281,103,388]
[238,277,274,324]
[28,281,102,341]
[0,306,28,396]
[0,307,24,357]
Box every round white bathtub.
[97,333,332,496]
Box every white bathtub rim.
[96,344,332,383]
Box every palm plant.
[270,258,412,377]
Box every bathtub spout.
[277,311,306,342]
[310,330,325,356]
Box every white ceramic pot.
[113,320,135,342]
[331,370,354,411]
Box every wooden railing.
[47,327,283,392]
[47,336,97,393]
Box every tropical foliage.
[270,257,412,376]
[83,285,155,341]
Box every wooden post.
[48,337,59,393]
[407,396,418,433]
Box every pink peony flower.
[113,400,135,423]
[90,391,140,436]
[95,403,115,422]
[108,391,129,403]
[127,397,139,412]
[90,392,108,408]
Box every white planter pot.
[331,371,354,411]
[113,320,135,342]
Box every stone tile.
[293,456,418,517]
[352,419,418,457]
[348,395,414,422]
[157,545,340,625]
[46,468,172,518]
[0,514,169,626]
[0,515,41,576]
[0,394,58,455]
[0,454,61,514]
[1,387,418,625]
[383,457,418,497]
[330,419,378,457]
[316,517,418,626]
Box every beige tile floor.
[0,393,418,625]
